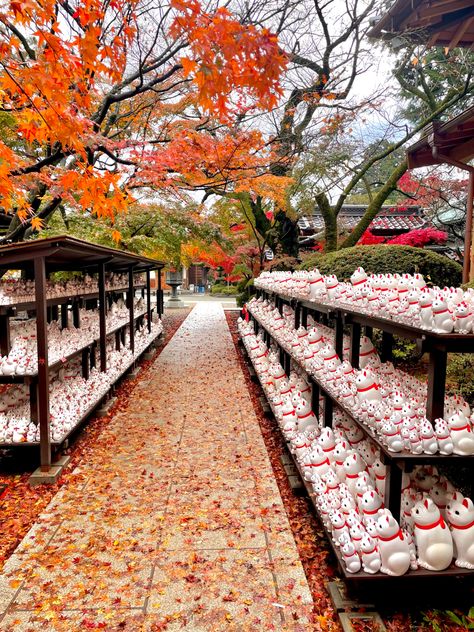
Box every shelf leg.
[34,256,51,472]
[350,322,361,369]
[284,351,291,377]
[51,305,59,321]
[279,346,285,367]
[29,381,38,424]
[0,315,11,356]
[335,312,344,359]
[383,459,402,522]
[72,301,81,328]
[311,379,320,419]
[90,343,96,369]
[157,269,163,318]
[61,303,69,329]
[365,325,373,339]
[381,331,394,363]
[146,270,152,333]
[254,318,259,335]
[301,306,308,328]
[295,303,301,330]
[323,393,333,428]
[98,263,107,372]
[115,330,121,351]
[82,348,90,380]
[313,310,320,323]
[128,265,135,354]
[426,349,447,422]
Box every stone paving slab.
[0,302,312,630]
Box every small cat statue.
[360,489,385,524]
[447,413,474,455]
[360,533,381,574]
[446,495,474,569]
[295,398,319,434]
[454,301,473,334]
[341,541,361,574]
[434,419,454,455]
[412,498,453,571]
[431,297,454,333]
[355,369,382,403]
[308,269,326,299]
[375,512,411,576]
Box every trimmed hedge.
[210,284,238,295]
[299,245,462,288]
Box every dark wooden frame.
[0,237,165,471]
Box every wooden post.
[466,172,474,283]
[157,269,163,318]
[128,266,135,353]
[334,312,343,359]
[294,302,301,330]
[381,331,394,362]
[0,315,11,356]
[115,329,121,351]
[284,351,291,376]
[384,459,402,522]
[349,322,361,369]
[82,348,90,380]
[311,379,320,419]
[61,303,69,329]
[301,306,308,328]
[365,325,373,339]
[323,394,333,428]
[426,348,447,421]
[34,256,51,471]
[146,269,152,333]
[98,263,107,372]
[72,300,80,328]
[29,380,38,424]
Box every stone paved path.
[0,303,312,631]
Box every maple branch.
[0,20,36,60]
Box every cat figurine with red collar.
[358,336,379,369]
[355,369,382,403]
[446,495,474,569]
[431,297,454,333]
[360,533,381,574]
[295,398,319,434]
[376,511,411,576]
[341,541,361,573]
[454,301,473,334]
[308,269,326,299]
[412,498,453,571]
[317,427,336,462]
[360,489,384,524]
[343,452,366,497]
[447,413,474,455]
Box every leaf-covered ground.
[0,303,316,631]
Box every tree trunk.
[340,160,408,249]
[316,192,338,252]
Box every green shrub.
[447,354,474,405]
[237,278,255,307]
[210,284,238,295]
[462,279,474,290]
[299,245,462,288]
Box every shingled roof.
[298,205,426,238]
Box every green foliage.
[237,278,255,307]
[35,202,224,265]
[210,284,238,295]
[299,245,462,287]
[422,607,474,631]
[447,354,474,405]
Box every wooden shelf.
[0,326,162,449]
[248,306,469,464]
[0,308,152,382]
[240,332,474,582]
[0,284,147,315]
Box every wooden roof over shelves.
[406,105,474,167]
[368,0,474,49]
[0,235,165,273]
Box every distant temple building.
[298,204,426,248]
